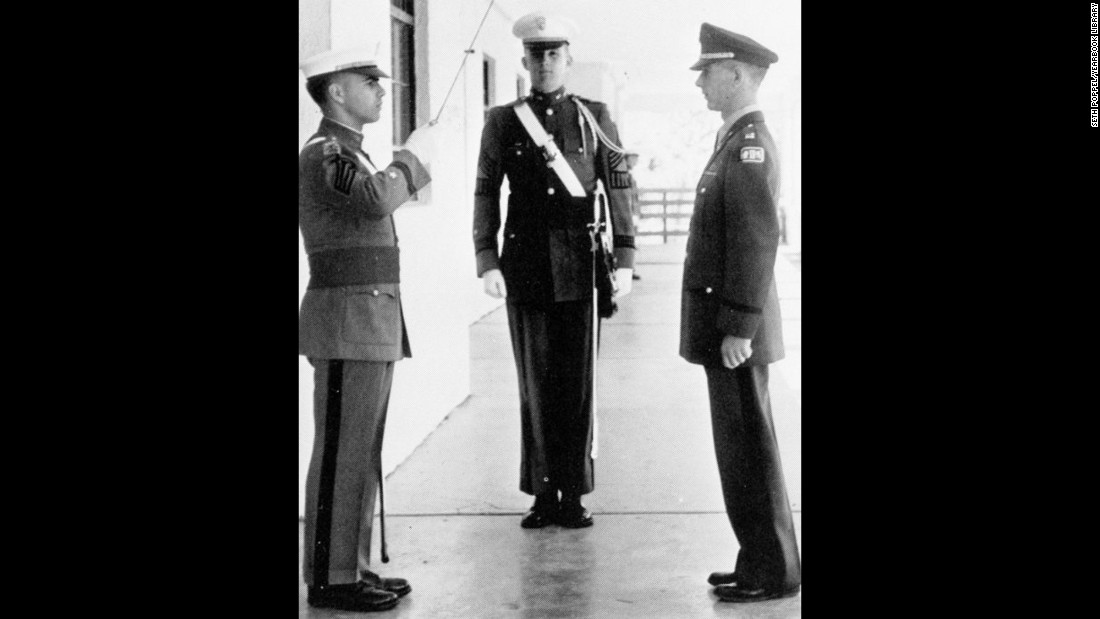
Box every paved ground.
[299,239,802,617]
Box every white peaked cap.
[299,46,390,79]
[512,12,578,47]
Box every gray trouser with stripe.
[303,359,393,587]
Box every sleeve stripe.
[389,161,415,196]
[722,301,763,315]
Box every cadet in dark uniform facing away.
[473,12,636,529]
[680,24,801,603]
[298,47,436,613]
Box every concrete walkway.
[299,239,802,618]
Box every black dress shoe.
[521,493,559,529]
[632,273,641,280]
[556,500,594,528]
[714,582,800,603]
[307,582,400,612]
[520,507,556,528]
[707,571,739,586]
[360,569,412,597]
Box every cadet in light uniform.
[298,47,436,613]
[473,12,636,529]
[680,24,801,603]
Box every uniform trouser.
[506,300,596,497]
[303,358,394,587]
[705,364,801,591]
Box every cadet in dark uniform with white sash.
[680,24,802,603]
[298,47,436,613]
[473,12,636,529]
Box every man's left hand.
[615,268,633,297]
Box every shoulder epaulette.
[302,135,343,157]
[569,94,604,109]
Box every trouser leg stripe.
[312,359,344,586]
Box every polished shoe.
[632,273,641,280]
[714,582,800,603]
[556,500,594,528]
[520,506,557,528]
[521,493,559,529]
[707,571,739,586]
[360,569,412,597]
[307,582,400,612]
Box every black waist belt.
[308,246,400,289]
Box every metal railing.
[635,188,695,243]
[633,187,788,245]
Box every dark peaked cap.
[689,23,778,70]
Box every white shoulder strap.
[513,102,587,198]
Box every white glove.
[401,123,438,164]
[615,268,633,297]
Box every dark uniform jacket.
[681,110,784,367]
[473,87,635,304]
[298,117,431,361]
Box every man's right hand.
[401,123,438,164]
[482,269,508,299]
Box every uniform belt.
[307,246,400,289]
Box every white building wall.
[568,62,628,136]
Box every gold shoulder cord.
[572,97,627,157]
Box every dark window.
[391,2,416,144]
[483,54,496,121]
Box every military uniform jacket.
[473,87,636,305]
[298,117,431,361]
[680,111,784,367]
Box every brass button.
[372,290,380,296]
[700,187,707,193]
[547,187,555,195]
[515,150,522,156]
[705,287,713,294]
[543,477,550,482]
[546,109,554,116]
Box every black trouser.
[705,364,801,590]
[506,300,596,497]
[303,359,393,586]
